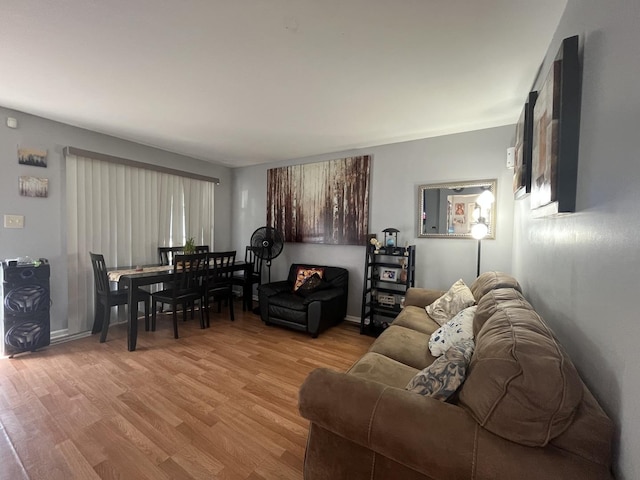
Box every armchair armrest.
[258,281,291,297]
[299,368,477,478]
[301,287,344,305]
[404,287,446,308]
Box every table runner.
[108,265,171,282]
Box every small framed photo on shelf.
[380,267,400,282]
[377,294,396,307]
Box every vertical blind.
[66,153,215,336]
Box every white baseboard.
[50,329,92,345]
[345,315,360,325]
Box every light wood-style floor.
[0,302,373,480]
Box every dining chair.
[205,251,237,324]
[89,252,150,343]
[150,253,208,339]
[231,246,263,311]
[158,246,185,266]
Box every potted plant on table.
[184,236,196,254]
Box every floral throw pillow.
[293,267,325,292]
[406,339,475,400]
[296,272,327,296]
[429,306,477,357]
[425,279,475,326]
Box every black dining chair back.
[151,252,209,339]
[232,246,263,311]
[247,246,263,280]
[206,251,237,323]
[158,245,209,265]
[90,252,150,343]
[158,246,184,266]
[90,252,112,298]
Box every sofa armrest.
[257,281,291,297]
[404,287,446,308]
[299,368,477,478]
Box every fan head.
[250,226,284,261]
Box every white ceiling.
[1,1,566,168]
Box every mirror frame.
[418,179,497,239]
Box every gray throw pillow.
[425,279,475,326]
[405,339,475,400]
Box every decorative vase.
[400,268,407,283]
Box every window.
[65,151,215,335]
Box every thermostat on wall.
[506,147,515,169]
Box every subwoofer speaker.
[1,260,50,357]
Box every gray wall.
[0,107,233,334]
[231,125,515,319]
[512,1,639,478]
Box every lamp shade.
[476,190,495,209]
[471,222,489,240]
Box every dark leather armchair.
[258,263,349,338]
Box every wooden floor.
[0,302,373,480]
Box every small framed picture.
[380,268,400,282]
[19,176,49,198]
[377,294,396,307]
[18,147,47,168]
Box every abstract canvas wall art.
[267,155,371,245]
[531,35,581,216]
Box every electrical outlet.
[4,214,24,228]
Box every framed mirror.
[418,179,497,238]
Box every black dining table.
[109,261,250,351]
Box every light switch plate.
[4,214,24,228]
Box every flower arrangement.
[370,237,382,252]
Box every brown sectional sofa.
[299,272,614,480]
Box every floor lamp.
[471,189,495,277]
[471,221,489,277]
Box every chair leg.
[99,304,110,343]
[229,292,235,321]
[199,300,205,329]
[204,295,210,328]
[151,300,157,331]
[144,297,150,332]
[92,298,103,334]
[173,309,179,339]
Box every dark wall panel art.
[267,155,371,245]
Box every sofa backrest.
[460,302,584,447]
[472,287,532,337]
[287,264,349,291]
[469,271,521,303]
[458,287,614,466]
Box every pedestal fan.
[250,226,284,284]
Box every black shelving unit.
[361,245,415,336]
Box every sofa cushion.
[391,306,440,335]
[348,352,419,389]
[425,279,475,326]
[469,271,522,303]
[404,288,447,309]
[406,339,475,400]
[459,306,583,447]
[429,306,476,357]
[368,325,436,370]
[473,288,533,336]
